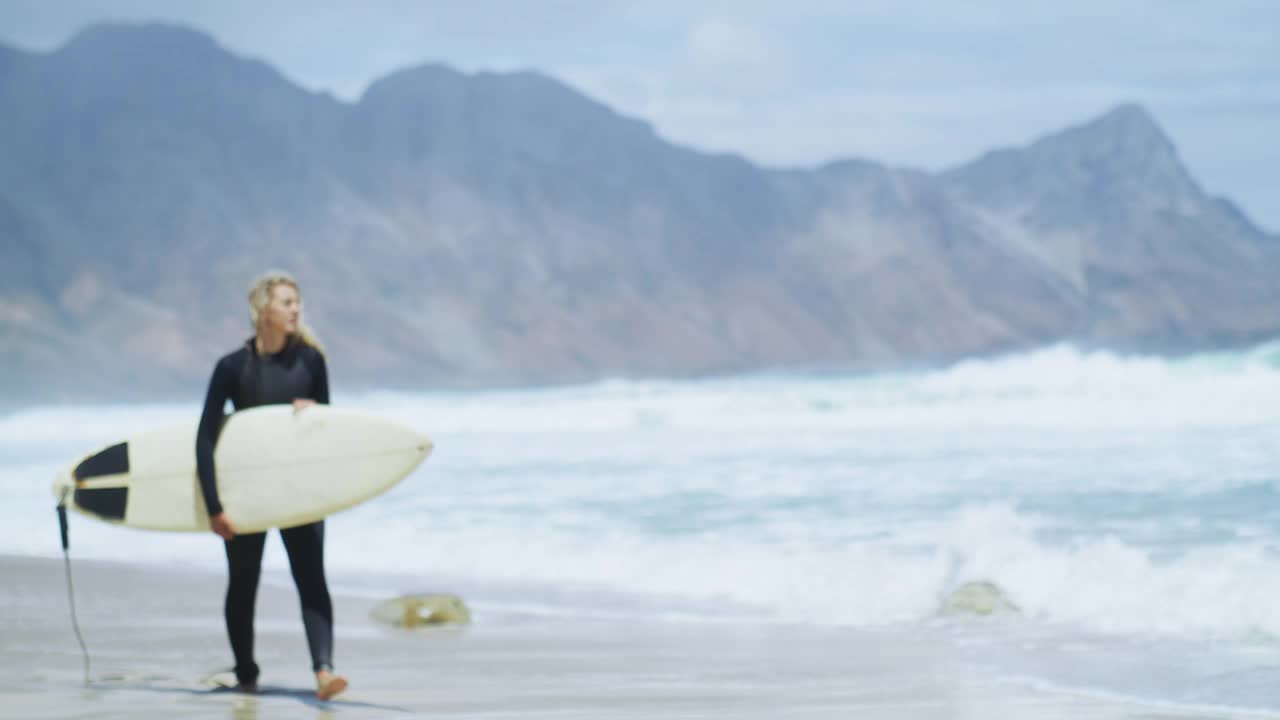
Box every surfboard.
[51,405,432,533]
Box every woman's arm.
[293,349,328,413]
[196,357,235,518]
[312,350,330,405]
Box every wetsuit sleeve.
[311,351,330,405]
[196,357,236,516]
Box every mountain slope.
[1,24,1276,403]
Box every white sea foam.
[5,342,1280,644]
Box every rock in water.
[939,581,1020,617]
[370,594,472,627]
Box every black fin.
[73,442,129,480]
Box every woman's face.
[263,283,301,336]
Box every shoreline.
[1,552,1269,719]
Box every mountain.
[943,103,1280,347]
[2,23,1276,404]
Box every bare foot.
[316,671,348,701]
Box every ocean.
[5,342,1280,713]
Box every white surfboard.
[51,405,432,533]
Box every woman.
[195,270,348,700]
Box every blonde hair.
[247,270,325,354]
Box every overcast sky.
[1,0,1276,229]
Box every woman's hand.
[211,512,236,540]
[293,398,316,414]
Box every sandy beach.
[0,553,1265,720]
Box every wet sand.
[0,554,1259,719]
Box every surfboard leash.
[56,490,92,686]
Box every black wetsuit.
[196,336,333,686]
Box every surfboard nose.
[365,414,433,458]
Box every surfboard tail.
[52,469,73,503]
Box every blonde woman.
[195,271,347,700]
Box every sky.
[1,0,1276,230]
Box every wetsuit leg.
[280,520,334,672]
[224,531,267,685]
